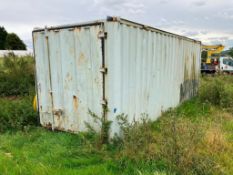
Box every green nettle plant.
[85,108,112,146]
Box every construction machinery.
[201,44,225,74]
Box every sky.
[1,0,233,50]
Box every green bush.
[198,75,233,112]
[0,54,37,132]
[0,54,35,96]
[0,96,37,132]
[198,78,224,105]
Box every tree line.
[221,47,233,57]
[0,26,26,50]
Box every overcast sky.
[1,0,233,50]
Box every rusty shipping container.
[33,17,201,135]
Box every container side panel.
[33,32,53,128]
[105,22,201,135]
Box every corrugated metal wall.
[105,21,201,135]
[33,18,201,134]
[33,25,103,132]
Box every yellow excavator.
[201,44,225,73]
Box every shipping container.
[32,17,201,135]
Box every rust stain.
[192,53,196,79]
[57,120,63,130]
[54,127,65,131]
[53,108,63,130]
[69,47,74,55]
[66,73,72,81]
[184,54,189,80]
[96,28,100,35]
[78,53,86,65]
[44,122,52,129]
[75,27,81,32]
[55,114,63,130]
[73,95,78,112]
[33,34,38,43]
[94,77,101,85]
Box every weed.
[85,108,112,146]
[115,114,155,161]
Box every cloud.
[197,31,233,49]
[192,0,206,7]
[180,30,209,37]
[223,40,233,49]
[159,0,168,4]
[0,0,233,49]
[217,8,233,20]
[208,36,230,41]
[182,31,200,36]
[156,18,185,28]
[93,0,145,14]
[200,30,208,35]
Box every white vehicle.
[219,56,233,73]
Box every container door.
[33,32,54,128]
[34,25,103,132]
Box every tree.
[201,50,207,62]
[5,33,26,50]
[228,47,233,58]
[0,26,7,50]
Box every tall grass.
[0,54,37,132]
[199,75,233,113]
[0,53,35,96]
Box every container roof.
[33,16,201,44]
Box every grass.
[0,126,171,175]
[0,127,116,175]
[0,75,233,174]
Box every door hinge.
[45,26,49,37]
[101,99,108,106]
[52,109,63,116]
[100,67,108,74]
[98,31,107,39]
